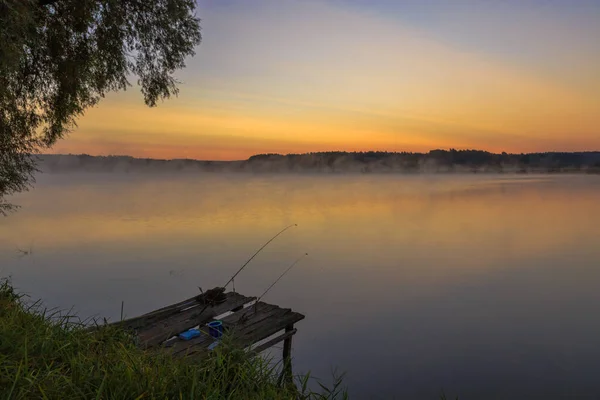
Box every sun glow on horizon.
[51,0,600,160]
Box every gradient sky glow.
[52,0,600,160]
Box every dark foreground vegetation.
[39,150,600,174]
[0,279,346,400]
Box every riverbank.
[0,279,346,399]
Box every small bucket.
[207,320,224,338]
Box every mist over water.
[2,172,600,399]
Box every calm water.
[2,173,600,399]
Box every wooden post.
[278,324,295,387]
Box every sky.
[52,0,600,160]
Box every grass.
[0,279,347,400]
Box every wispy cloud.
[59,0,600,159]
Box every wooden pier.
[100,287,305,382]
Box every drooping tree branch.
[1,0,202,213]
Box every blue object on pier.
[207,320,223,338]
[178,328,201,341]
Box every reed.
[0,278,347,400]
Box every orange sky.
[51,0,600,160]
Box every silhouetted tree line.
[247,150,600,173]
[38,150,600,174]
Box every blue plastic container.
[178,328,201,341]
[207,320,224,338]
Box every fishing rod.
[253,252,308,312]
[223,223,298,290]
[232,252,309,324]
[195,224,299,317]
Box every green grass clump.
[0,279,347,399]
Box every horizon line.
[42,148,600,163]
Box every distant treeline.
[38,150,600,174]
[246,150,600,173]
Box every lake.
[1,173,600,399]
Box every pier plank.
[96,288,304,364]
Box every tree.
[0,0,201,215]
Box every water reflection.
[1,173,600,399]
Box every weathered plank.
[163,302,273,353]
[225,306,291,337]
[137,292,255,348]
[166,330,215,357]
[163,303,268,356]
[232,309,304,347]
[101,295,199,332]
[221,302,280,327]
[249,328,297,355]
[96,288,304,361]
[167,302,304,359]
[173,326,301,361]
[107,288,228,332]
